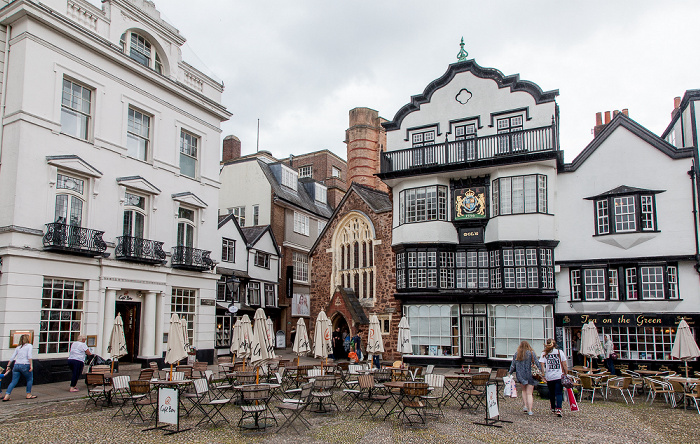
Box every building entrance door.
[115,301,141,362]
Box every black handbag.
[561,374,574,389]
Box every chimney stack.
[622,108,628,116]
[674,96,682,110]
[604,111,612,124]
[594,109,628,138]
[346,107,388,193]
[222,135,241,163]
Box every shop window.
[39,278,85,354]
[489,304,553,359]
[404,304,459,357]
[171,287,195,346]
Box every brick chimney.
[346,107,388,193]
[222,135,241,163]
[593,109,629,138]
[672,96,682,117]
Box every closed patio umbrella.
[313,310,332,371]
[397,316,413,364]
[238,314,254,370]
[165,313,187,379]
[292,317,311,366]
[581,321,604,370]
[108,313,128,373]
[251,308,276,382]
[367,315,385,368]
[671,319,700,377]
[230,318,242,357]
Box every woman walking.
[539,338,568,417]
[3,334,36,401]
[509,340,538,415]
[67,335,92,392]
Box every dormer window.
[586,186,662,236]
[315,183,327,204]
[281,165,297,190]
[120,31,163,74]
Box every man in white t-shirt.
[539,339,568,417]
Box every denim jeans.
[604,358,616,375]
[68,359,84,387]
[547,378,563,410]
[6,364,33,395]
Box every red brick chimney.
[222,135,241,163]
[593,109,629,138]
[346,108,388,193]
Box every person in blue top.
[351,329,362,361]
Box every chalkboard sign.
[555,327,564,348]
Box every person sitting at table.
[509,340,537,416]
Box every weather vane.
[456,37,468,62]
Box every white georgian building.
[0,0,230,380]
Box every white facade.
[0,0,229,370]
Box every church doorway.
[331,313,350,360]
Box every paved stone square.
[1,380,698,443]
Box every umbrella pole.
[169,364,173,381]
[256,366,259,384]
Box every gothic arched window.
[332,212,376,303]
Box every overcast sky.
[146,0,699,163]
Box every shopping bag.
[503,376,512,396]
[510,379,518,398]
[567,387,579,412]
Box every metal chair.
[85,373,113,409]
[238,384,277,431]
[399,382,429,426]
[421,373,445,417]
[127,380,156,425]
[192,361,208,379]
[645,378,676,407]
[185,378,232,427]
[148,362,161,380]
[579,374,605,403]
[357,374,391,419]
[276,383,313,433]
[309,375,338,413]
[458,373,489,412]
[605,377,634,404]
[138,369,154,381]
[111,375,132,417]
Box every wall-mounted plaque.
[454,187,486,220]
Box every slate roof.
[258,160,334,219]
[584,185,665,200]
[241,226,268,246]
[335,287,369,325]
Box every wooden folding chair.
[277,383,313,433]
[85,373,113,409]
[421,373,445,417]
[458,373,489,412]
[357,374,391,419]
[111,375,132,417]
[238,384,277,431]
[398,382,429,426]
[128,380,156,425]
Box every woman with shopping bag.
[508,340,538,415]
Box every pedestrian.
[3,334,36,401]
[343,329,350,354]
[572,331,582,366]
[67,335,92,392]
[351,329,362,361]
[290,328,296,348]
[603,334,616,375]
[509,340,537,415]
[539,338,568,417]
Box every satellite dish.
[227,304,238,314]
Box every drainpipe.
[688,165,700,274]
[0,25,11,163]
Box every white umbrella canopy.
[250,308,275,365]
[238,314,254,362]
[671,319,700,377]
[313,310,332,360]
[366,315,385,354]
[581,321,604,369]
[108,313,128,372]
[164,313,187,366]
[292,317,311,357]
[397,316,413,355]
[230,318,242,356]
[180,318,191,353]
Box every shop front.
[403,301,554,366]
[556,312,700,371]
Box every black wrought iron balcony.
[43,223,107,257]
[379,125,557,177]
[116,236,167,265]
[171,246,214,271]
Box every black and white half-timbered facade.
[379,56,561,366]
[379,49,700,370]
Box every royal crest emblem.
[455,187,486,220]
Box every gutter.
[689,165,700,274]
[0,24,11,163]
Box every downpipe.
[688,165,700,274]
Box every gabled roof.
[241,225,281,257]
[584,185,665,200]
[562,113,694,172]
[329,287,369,325]
[46,155,102,177]
[217,212,246,236]
[117,176,161,194]
[661,89,700,139]
[310,183,392,255]
[171,191,207,208]
[258,160,334,219]
[383,59,559,131]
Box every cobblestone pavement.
[0,385,698,443]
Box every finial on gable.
[456,37,469,62]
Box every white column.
[141,291,157,358]
[154,291,164,357]
[102,289,117,356]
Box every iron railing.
[380,125,556,175]
[171,246,214,271]
[116,236,167,264]
[43,223,107,256]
